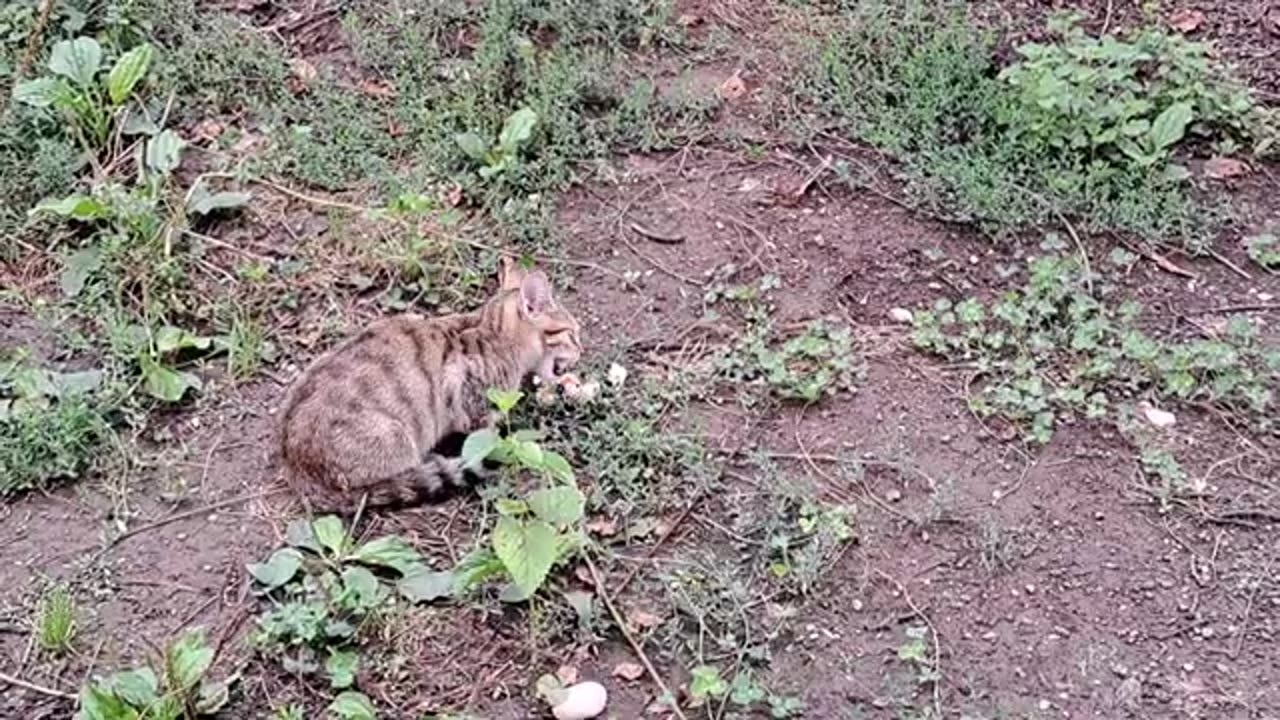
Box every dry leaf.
[717,73,746,101]
[556,665,579,685]
[445,184,464,208]
[388,117,404,137]
[627,608,661,630]
[360,80,397,98]
[888,307,914,324]
[677,14,701,27]
[1140,401,1177,429]
[1169,8,1205,33]
[1203,156,1249,180]
[612,662,645,681]
[289,58,317,83]
[573,565,594,586]
[1267,11,1280,36]
[191,119,224,142]
[586,517,618,537]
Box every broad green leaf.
[312,516,348,557]
[195,675,235,714]
[140,356,201,402]
[339,566,381,610]
[145,130,185,175]
[327,690,376,720]
[286,518,322,552]
[61,246,101,297]
[527,486,585,525]
[12,77,61,108]
[491,516,557,600]
[50,369,102,397]
[494,498,528,516]
[156,323,213,354]
[349,535,423,575]
[450,548,507,593]
[104,668,158,707]
[539,450,574,483]
[729,671,766,706]
[689,665,728,699]
[76,682,137,720]
[32,194,108,221]
[512,439,543,468]
[120,110,159,136]
[187,179,251,216]
[460,427,499,469]
[454,131,488,161]
[107,43,152,105]
[497,107,538,152]
[1148,101,1193,151]
[485,387,523,414]
[326,649,359,689]
[166,629,213,690]
[48,37,102,87]
[246,547,303,589]
[397,567,455,602]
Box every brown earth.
[3,1,1280,719]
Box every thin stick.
[629,221,685,245]
[1206,248,1253,281]
[584,555,688,720]
[1049,207,1092,293]
[612,497,700,597]
[1194,303,1280,315]
[251,178,370,213]
[89,488,287,565]
[875,569,943,717]
[0,669,76,700]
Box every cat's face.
[493,259,582,380]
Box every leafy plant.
[453,390,586,602]
[35,584,77,655]
[1246,231,1279,270]
[688,664,804,717]
[249,515,429,688]
[454,107,540,180]
[764,495,855,595]
[811,3,1273,244]
[0,355,108,496]
[13,38,153,150]
[75,628,234,720]
[912,251,1279,443]
[896,626,941,687]
[717,314,859,404]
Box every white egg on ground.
[551,681,608,720]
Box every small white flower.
[606,362,628,388]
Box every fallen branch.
[584,555,688,720]
[629,221,685,245]
[0,669,76,700]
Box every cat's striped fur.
[279,259,581,511]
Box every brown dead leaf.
[387,117,404,137]
[190,119,224,142]
[612,662,645,681]
[556,665,579,685]
[289,58,317,83]
[360,80,397,99]
[677,13,702,27]
[1203,156,1250,180]
[445,184,463,207]
[574,565,594,586]
[627,608,661,630]
[586,517,618,537]
[717,73,746,101]
[1169,9,1205,33]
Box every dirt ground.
[3,1,1280,719]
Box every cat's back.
[279,313,457,455]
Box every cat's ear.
[498,256,525,291]
[519,271,553,318]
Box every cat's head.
[489,258,582,380]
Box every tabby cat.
[279,259,582,510]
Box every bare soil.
[3,1,1280,719]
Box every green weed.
[1246,230,1279,270]
[717,313,860,405]
[36,584,77,655]
[0,354,109,496]
[810,2,1273,246]
[911,249,1280,443]
[76,628,234,719]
